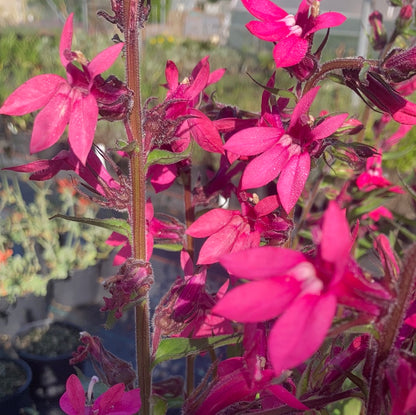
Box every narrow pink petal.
[273,36,309,68]
[246,21,289,42]
[197,217,246,264]
[59,374,85,415]
[68,92,98,164]
[320,201,350,264]
[165,60,179,91]
[95,383,125,412]
[88,42,124,82]
[213,277,301,322]
[207,68,226,86]
[305,12,346,36]
[241,144,289,189]
[220,246,307,280]
[392,100,416,124]
[0,74,65,116]
[30,84,72,153]
[60,13,74,68]
[184,60,210,101]
[268,384,309,410]
[289,87,320,131]
[277,152,310,213]
[311,113,349,141]
[186,208,236,238]
[241,0,287,21]
[109,388,141,414]
[188,109,224,154]
[225,126,282,155]
[269,294,337,375]
[253,194,280,216]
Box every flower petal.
[213,277,301,322]
[277,152,310,213]
[88,42,124,83]
[241,0,287,21]
[269,294,337,375]
[186,209,236,238]
[289,86,320,131]
[68,91,98,164]
[305,12,346,36]
[224,127,282,156]
[0,74,65,116]
[311,113,349,141]
[273,36,309,68]
[220,246,307,280]
[30,83,72,153]
[60,13,74,68]
[241,144,289,189]
[59,374,85,415]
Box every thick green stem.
[123,1,151,414]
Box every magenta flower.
[242,0,345,68]
[0,14,124,164]
[356,152,403,193]
[213,201,390,375]
[4,148,121,196]
[60,374,141,415]
[153,251,233,342]
[162,56,225,154]
[186,193,292,264]
[183,356,308,414]
[224,87,348,213]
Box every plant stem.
[123,1,151,414]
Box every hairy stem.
[123,1,151,414]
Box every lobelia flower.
[106,199,184,265]
[356,152,404,194]
[160,56,225,154]
[60,374,141,415]
[213,201,390,376]
[186,192,292,264]
[152,250,233,347]
[0,13,124,164]
[224,87,348,213]
[241,0,346,68]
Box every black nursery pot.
[12,319,83,399]
[0,357,32,414]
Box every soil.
[0,359,27,398]
[14,322,80,357]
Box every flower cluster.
[2,0,416,414]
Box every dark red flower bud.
[382,47,416,82]
[369,11,387,51]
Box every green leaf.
[152,395,168,415]
[152,334,242,368]
[146,147,191,167]
[153,243,183,252]
[51,214,131,239]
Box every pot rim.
[0,357,32,402]
[12,318,82,361]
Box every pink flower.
[213,201,390,375]
[0,14,124,164]
[162,56,225,154]
[224,87,348,212]
[60,374,141,415]
[106,200,184,265]
[153,251,233,342]
[242,0,345,68]
[356,152,403,193]
[186,193,292,264]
